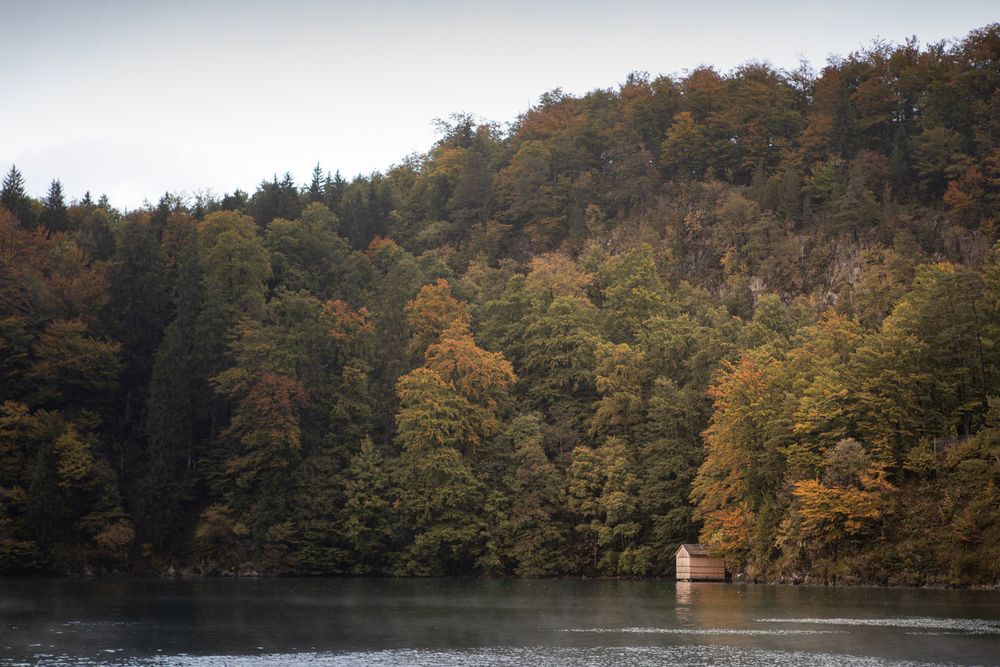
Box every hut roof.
[675,543,710,557]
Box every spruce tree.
[43,180,69,232]
[307,163,324,203]
[323,170,346,215]
[1,165,32,226]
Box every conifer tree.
[1,165,32,226]
[307,163,325,203]
[42,180,68,232]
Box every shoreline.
[3,571,998,591]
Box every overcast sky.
[2,0,997,208]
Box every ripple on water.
[756,617,1000,635]
[4,646,953,667]
[564,627,845,636]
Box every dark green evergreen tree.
[42,180,69,232]
[139,242,204,553]
[107,214,170,478]
[307,163,325,203]
[1,165,33,226]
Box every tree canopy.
[1,26,1000,584]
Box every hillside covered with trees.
[2,25,1000,585]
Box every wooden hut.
[675,544,725,581]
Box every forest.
[1,25,999,586]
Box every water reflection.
[1,579,997,666]
[675,581,693,622]
[675,581,692,605]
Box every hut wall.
[676,554,725,581]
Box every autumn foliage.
[1,26,1000,583]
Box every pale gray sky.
[1,0,997,208]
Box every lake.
[1,578,998,666]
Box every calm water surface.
[1,578,998,666]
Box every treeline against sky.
[1,25,999,583]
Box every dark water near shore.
[1,578,998,666]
